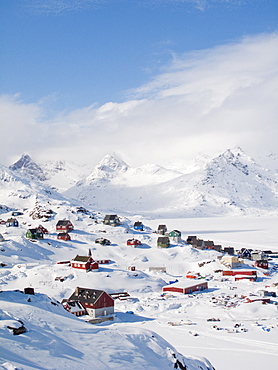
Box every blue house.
[6,218,19,227]
[134,221,144,231]
[240,248,252,259]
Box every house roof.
[72,255,91,263]
[158,225,167,229]
[27,228,42,234]
[157,236,170,243]
[134,221,142,226]
[104,215,119,221]
[68,287,106,304]
[56,220,72,226]
[163,279,207,290]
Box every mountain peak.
[97,154,129,173]
[9,153,47,181]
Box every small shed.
[24,287,35,295]
[103,215,120,226]
[56,220,74,233]
[62,300,86,316]
[157,225,167,235]
[127,238,141,247]
[6,218,18,227]
[163,280,208,294]
[157,236,170,248]
[134,221,144,231]
[57,232,71,241]
[167,230,181,243]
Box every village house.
[65,287,114,318]
[221,256,243,269]
[204,240,214,249]
[157,236,170,248]
[255,260,268,269]
[26,228,44,240]
[157,225,167,235]
[162,280,208,294]
[103,214,121,226]
[239,248,252,259]
[6,218,18,227]
[213,245,222,253]
[192,239,205,250]
[251,251,267,261]
[134,221,144,231]
[186,236,197,244]
[57,232,71,241]
[223,247,234,255]
[56,220,74,233]
[167,230,181,243]
[37,224,48,234]
[127,238,141,247]
[71,254,99,272]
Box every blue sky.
[1,0,278,166]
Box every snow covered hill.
[65,147,278,217]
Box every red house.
[66,287,114,318]
[56,220,74,233]
[57,232,71,241]
[255,260,268,269]
[37,224,48,234]
[71,255,99,271]
[127,238,141,247]
[62,300,86,316]
[162,280,208,294]
[222,270,257,277]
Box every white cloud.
[1,32,278,168]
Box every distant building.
[157,225,167,235]
[127,238,141,247]
[71,255,99,272]
[167,230,181,243]
[163,280,208,294]
[157,236,170,248]
[103,215,121,227]
[57,232,71,241]
[26,228,44,240]
[6,218,18,227]
[134,221,144,231]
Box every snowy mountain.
[65,148,278,217]
[9,153,47,182]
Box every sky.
[0,0,278,168]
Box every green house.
[167,230,181,243]
[157,236,170,248]
[103,214,121,226]
[26,228,44,240]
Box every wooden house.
[204,240,214,249]
[163,280,208,294]
[127,238,141,247]
[222,270,257,281]
[6,218,18,227]
[157,236,170,248]
[26,228,44,240]
[213,245,222,253]
[157,225,167,235]
[221,256,243,269]
[56,220,74,233]
[57,232,71,241]
[167,230,181,243]
[103,215,120,226]
[37,224,48,234]
[134,221,144,231]
[71,255,99,271]
[255,260,268,269]
[223,247,234,255]
[24,287,35,295]
[192,239,205,250]
[251,251,267,261]
[186,236,197,244]
[67,287,114,318]
[240,248,252,259]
